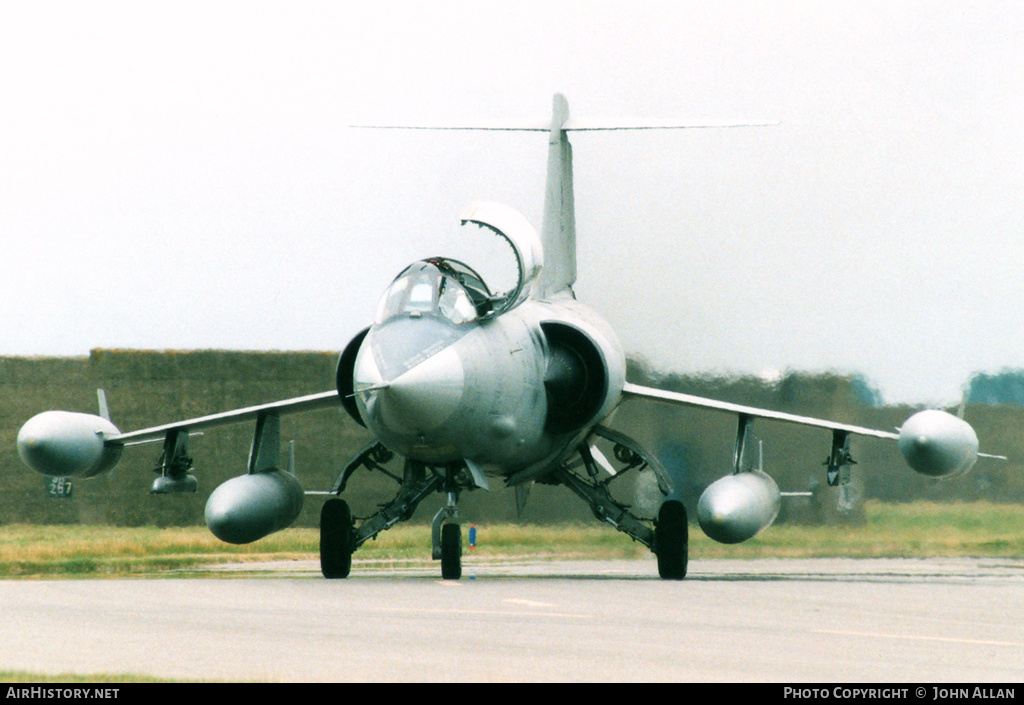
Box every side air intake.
[541,322,608,434]
[336,327,370,427]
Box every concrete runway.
[2,556,1023,682]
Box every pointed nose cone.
[369,345,465,434]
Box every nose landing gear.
[439,521,462,580]
[432,485,463,579]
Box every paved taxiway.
[2,557,1022,682]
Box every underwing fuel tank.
[204,470,304,544]
[17,411,122,478]
[697,470,781,544]
[898,409,979,478]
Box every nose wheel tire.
[655,500,689,580]
[440,522,462,580]
[321,499,355,579]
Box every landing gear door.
[460,201,543,317]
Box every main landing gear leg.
[320,498,354,579]
[320,453,442,579]
[654,500,688,580]
[321,446,479,580]
[552,427,689,580]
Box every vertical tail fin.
[532,93,776,298]
[538,94,577,298]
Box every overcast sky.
[2,1,1022,406]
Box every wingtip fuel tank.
[898,409,979,478]
[17,411,123,478]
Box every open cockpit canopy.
[374,258,493,325]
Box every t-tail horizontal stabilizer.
[352,93,777,300]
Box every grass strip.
[0,500,1021,578]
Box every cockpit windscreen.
[375,259,492,325]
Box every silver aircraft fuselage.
[352,289,625,483]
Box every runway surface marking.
[812,629,1024,648]
[504,599,560,608]
[371,605,593,619]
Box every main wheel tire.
[655,500,689,580]
[440,522,462,580]
[320,499,354,579]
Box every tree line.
[1,350,1020,530]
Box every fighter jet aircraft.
[16,94,1001,580]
